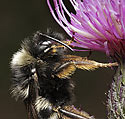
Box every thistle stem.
[121,63,125,85]
[107,62,125,119]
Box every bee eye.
[38,41,51,46]
[38,42,42,45]
[38,41,52,53]
[39,45,47,50]
[42,41,51,45]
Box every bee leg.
[54,62,76,79]
[71,32,75,42]
[87,50,92,59]
[53,106,62,119]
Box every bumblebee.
[10,30,117,119]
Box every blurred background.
[0,0,115,119]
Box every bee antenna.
[39,33,74,52]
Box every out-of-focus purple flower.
[47,0,125,62]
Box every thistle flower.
[47,0,125,119]
[47,0,125,62]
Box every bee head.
[22,31,73,59]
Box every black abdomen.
[39,76,73,106]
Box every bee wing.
[63,55,118,70]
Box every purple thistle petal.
[47,0,125,62]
